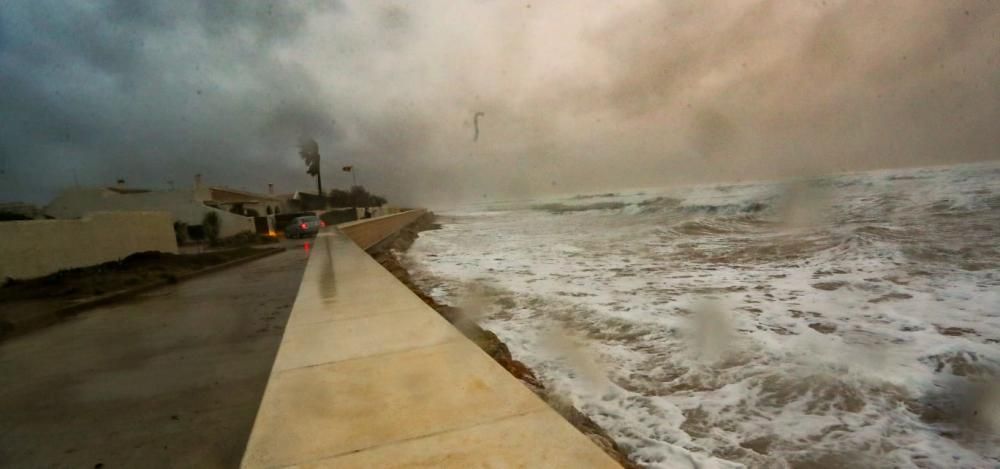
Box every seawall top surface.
[336,209,427,251]
[335,209,421,229]
[240,226,620,468]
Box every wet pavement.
[0,244,310,468]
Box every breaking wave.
[532,195,772,218]
[405,162,1000,468]
[533,201,627,214]
[677,201,770,216]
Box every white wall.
[46,188,254,237]
[0,211,179,280]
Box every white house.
[45,178,260,238]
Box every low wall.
[337,209,427,250]
[0,211,178,280]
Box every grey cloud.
[1,0,340,200]
[1,0,998,206]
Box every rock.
[868,292,913,303]
[808,323,837,334]
[740,436,773,455]
[811,281,847,291]
[934,325,976,337]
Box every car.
[284,215,324,238]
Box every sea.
[400,162,1000,468]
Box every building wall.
[0,211,179,280]
[205,188,281,216]
[46,188,254,237]
[240,201,282,216]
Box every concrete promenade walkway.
[241,222,620,467]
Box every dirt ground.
[0,247,275,304]
[0,247,282,340]
[0,242,310,468]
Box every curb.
[2,247,285,341]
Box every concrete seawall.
[336,209,428,250]
[241,211,620,468]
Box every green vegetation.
[0,211,32,221]
[328,185,387,208]
[202,211,220,244]
[173,221,189,245]
[298,137,323,201]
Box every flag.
[342,166,353,172]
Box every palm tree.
[298,137,323,199]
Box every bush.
[0,211,32,222]
[328,185,387,208]
[319,208,358,225]
[173,222,189,245]
[202,211,221,244]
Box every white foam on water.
[403,163,1000,468]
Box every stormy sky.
[1,0,998,206]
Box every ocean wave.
[633,196,682,214]
[532,201,627,214]
[634,195,773,219]
[571,192,619,200]
[678,201,770,216]
[413,162,1000,468]
[668,219,757,236]
[850,224,910,243]
[638,196,683,207]
[670,234,840,264]
[926,195,996,214]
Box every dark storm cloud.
[0,0,340,202]
[1,0,998,206]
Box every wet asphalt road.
[0,242,311,468]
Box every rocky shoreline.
[367,212,640,469]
